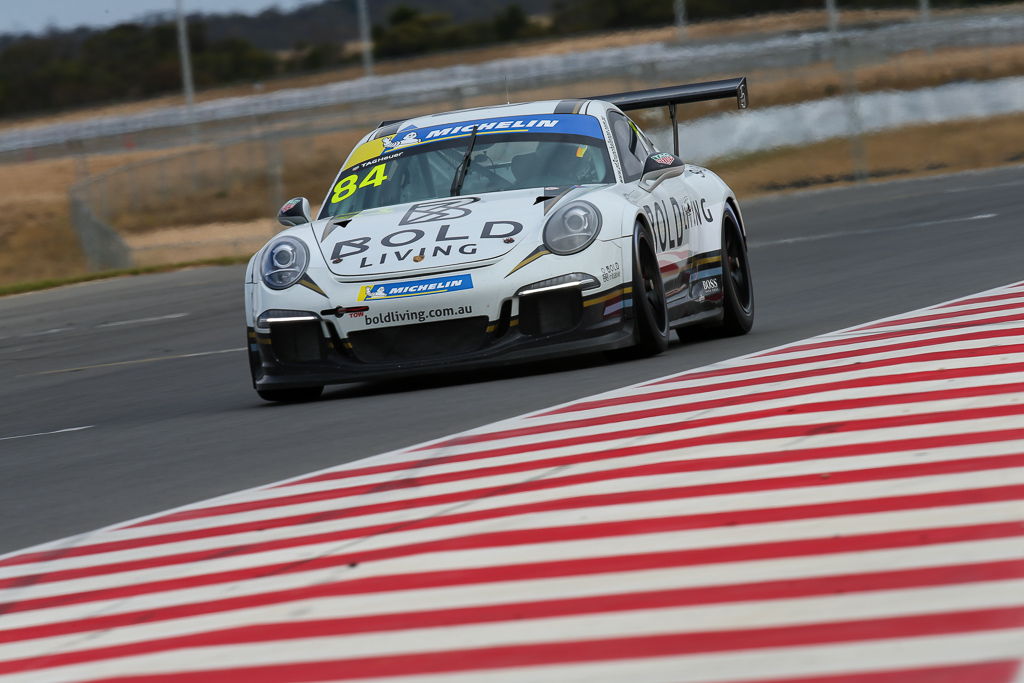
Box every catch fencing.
[9,11,1024,161]
[62,11,1024,271]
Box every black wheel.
[628,222,670,356]
[676,204,753,341]
[719,205,754,335]
[257,385,324,403]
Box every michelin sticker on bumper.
[358,274,474,301]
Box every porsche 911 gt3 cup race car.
[245,78,754,401]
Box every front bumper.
[247,283,635,389]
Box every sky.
[0,0,319,35]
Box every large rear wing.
[591,77,748,156]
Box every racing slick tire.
[628,222,671,357]
[718,204,754,336]
[256,385,325,403]
[677,203,753,341]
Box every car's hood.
[312,189,567,278]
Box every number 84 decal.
[331,163,388,204]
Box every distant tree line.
[0,0,1005,118]
[373,5,544,57]
[0,21,275,117]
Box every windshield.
[319,113,613,219]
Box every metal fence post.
[356,0,374,77]
[836,38,869,183]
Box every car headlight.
[543,200,602,255]
[261,236,309,290]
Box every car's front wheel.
[628,222,670,356]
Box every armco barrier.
[1,281,1023,681]
[666,74,1024,162]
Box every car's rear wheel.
[628,222,670,356]
[677,204,753,341]
[719,205,754,335]
[256,385,324,403]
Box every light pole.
[825,0,839,33]
[174,0,195,108]
[919,0,931,22]
[356,0,374,77]
[673,0,687,41]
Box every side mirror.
[277,197,312,227]
[638,152,684,191]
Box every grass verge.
[0,257,247,298]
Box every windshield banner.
[344,113,605,170]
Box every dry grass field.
[0,151,168,285]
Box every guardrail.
[663,75,1024,163]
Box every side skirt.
[669,307,722,330]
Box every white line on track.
[8,313,190,341]
[27,347,245,376]
[18,327,69,338]
[0,425,93,442]
[943,178,1024,193]
[752,213,998,247]
[96,313,188,328]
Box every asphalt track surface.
[1,165,1022,556]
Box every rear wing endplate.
[591,77,748,157]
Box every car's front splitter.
[248,284,636,389]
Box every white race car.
[245,78,753,401]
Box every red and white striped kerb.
[2,281,1024,682]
